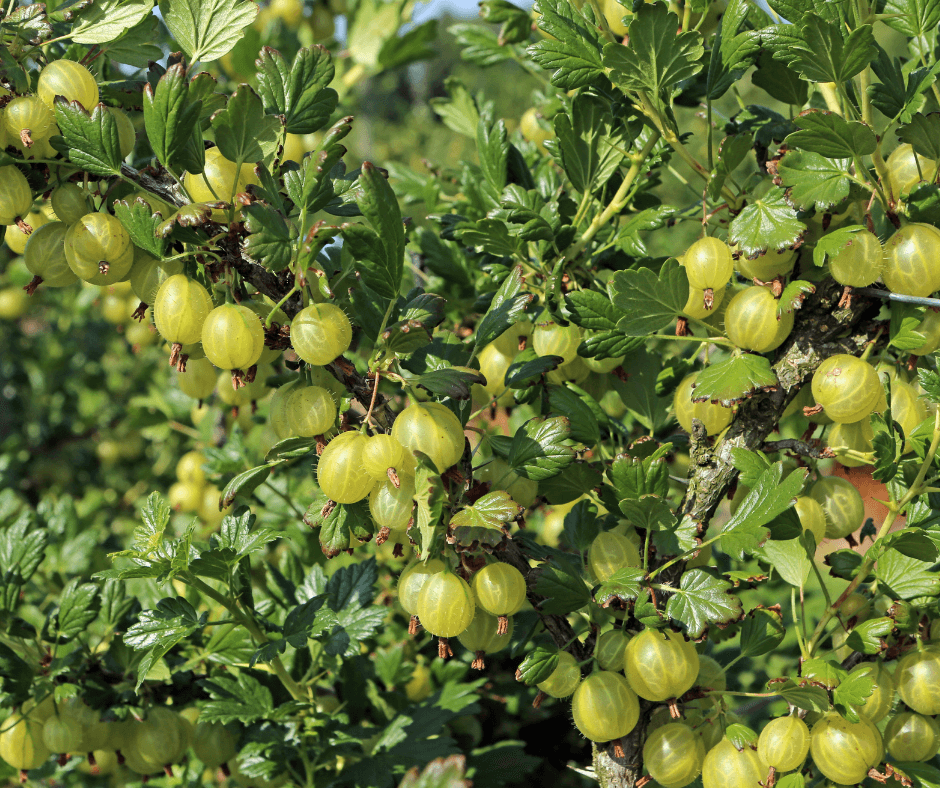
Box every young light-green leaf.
[52,100,124,177]
[255,46,338,135]
[159,0,257,64]
[728,186,805,255]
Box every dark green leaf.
[773,14,876,84]
[728,186,806,255]
[219,464,272,508]
[608,258,688,336]
[553,94,629,194]
[516,644,560,685]
[69,0,153,44]
[845,617,894,655]
[508,416,576,481]
[548,386,599,445]
[256,46,338,135]
[603,3,705,97]
[55,579,99,640]
[897,112,940,161]
[243,204,293,272]
[691,355,778,407]
[881,0,940,37]
[594,565,645,608]
[786,109,877,159]
[474,266,535,352]
[214,506,280,558]
[113,197,168,259]
[776,150,853,212]
[665,569,743,638]
[875,547,940,599]
[212,84,280,168]
[751,51,807,106]
[526,0,606,90]
[448,491,521,549]
[52,100,123,177]
[200,673,274,724]
[740,607,786,658]
[142,64,204,174]
[722,466,807,558]
[534,559,590,615]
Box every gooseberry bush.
[4,0,940,786]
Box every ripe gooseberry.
[192,722,238,769]
[587,531,640,583]
[362,434,411,481]
[828,419,874,468]
[570,670,639,742]
[391,402,465,473]
[4,96,55,146]
[848,661,895,722]
[683,284,726,320]
[811,354,881,423]
[827,229,883,287]
[184,147,259,213]
[4,209,51,255]
[684,237,734,291]
[808,476,864,539]
[290,303,352,365]
[415,570,475,643]
[723,285,794,353]
[0,713,50,770]
[50,183,91,226]
[397,558,446,618]
[532,313,581,365]
[735,248,796,281]
[24,221,78,290]
[594,629,630,671]
[909,309,940,356]
[696,654,727,691]
[0,165,35,225]
[286,385,337,437]
[317,431,375,504]
[810,712,883,784]
[369,475,416,531]
[471,563,527,633]
[473,343,515,406]
[701,737,767,788]
[886,144,940,198]
[884,712,940,762]
[41,715,83,753]
[64,212,135,285]
[201,303,265,372]
[674,373,733,436]
[458,609,513,668]
[153,274,214,361]
[895,643,940,715]
[643,723,706,788]
[623,629,699,702]
[882,223,940,298]
[757,715,810,772]
[795,496,827,544]
[38,60,99,110]
[129,251,183,307]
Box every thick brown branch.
[680,278,881,528]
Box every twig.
[761,439,835,459]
